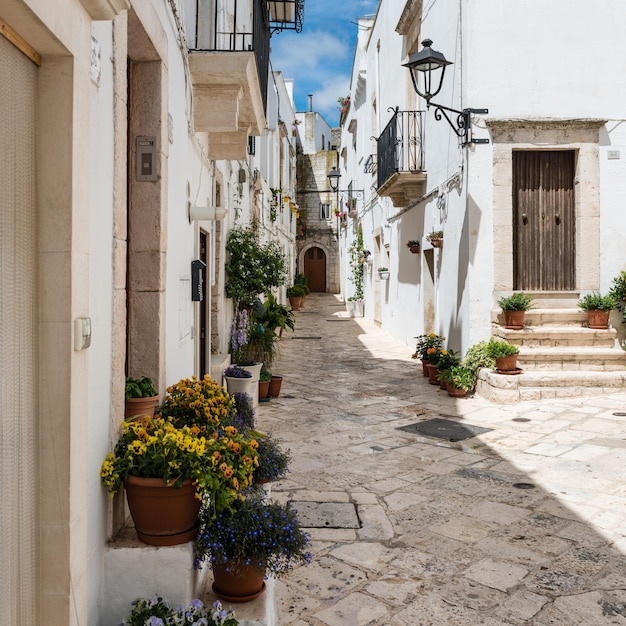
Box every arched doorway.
[304,246,326,292]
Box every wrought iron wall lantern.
[326,167,365,208]
[403,39,488,145]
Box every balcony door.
[513,150,576,291]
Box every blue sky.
[270,0,379,127]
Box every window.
[320,203,330,219]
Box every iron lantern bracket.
[427,101,489,145]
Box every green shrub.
[287,284,306,298]
[446,366,476,391]
[485,338,519,359]
[125,376,157,399]
[578,292,617,311]
[462,341,496,374]
[497,292,534,311]
[609,271,626,324]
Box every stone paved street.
[255,293,626,625]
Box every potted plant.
[434,349,461,389]
[225,227,288,308]
[287,284,306,310]
[406,240,421,253]
[259,368,272,402]
[485,338,521,373]
[100,415,258,545]
[223,365,255,397]
[411,333,446,376]
[445,365,476,398]
[160,375,235,430]
[378,267,390,280]
[259,292,296,337]
[497,292,534,329]
[347,225,366,317]
[251,431,292,484]
[462,341,497,379]
[578,292,617,329]
[124,376,159,421]
[194,490,311,602]
[120,596,238,626]
[426,230,444,248]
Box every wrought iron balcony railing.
[376,109,425,190]
[185,0,270,114]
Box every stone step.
[494,326,617,348]
[517,347,626,370]
[477,369,626,403]
[492,308,588,327]
[517,291,580,309]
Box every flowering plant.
[425,347,442,365]
[435,348,461,371]
[100,417,258,510]
[229,308,250,365]
[224,365,252,379]
[411,333,445,360]
[194,490,311,577]
[121,595,238,626]
[251,432,291,484]
[426,230,444,243]
[159,375,235,430]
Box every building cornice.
[396,0,422,36]
[486,118,607,130]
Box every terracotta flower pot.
[427,363,439,385]
[587,309,610,329]
[289,297,301,311]
[124,476,201,546]
[446,382,467,398]
[212,562,266,603]
[124,395,159,421]
[503,310,525,330]
[258,379,270,401]
[495,354,519,372]
[268,375,283,398]
[421,360,430,377]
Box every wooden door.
[304,247,326,292]
[513,150,576,291]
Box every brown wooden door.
[304,247,326,292]
[513,150,576,291]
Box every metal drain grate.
[398,418,492,442]
[289,501,360,529]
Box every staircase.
[477,292,626,403]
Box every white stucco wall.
[338,0,626,356]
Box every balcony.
[375,109,426,207]
[184,0,270,159]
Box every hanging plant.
[348,225,365,301]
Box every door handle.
[555,213,561,224]
[522,213,528,224]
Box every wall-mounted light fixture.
[403,39,488,145]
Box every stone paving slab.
[248,294,626,625]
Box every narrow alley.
[245,293,625,625]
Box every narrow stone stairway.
[478,292,626,402]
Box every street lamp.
[327,167,341,192]
[326,167,364,223]
[403,39,488,145]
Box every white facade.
[0,1,298,623]
[338,0,626,354]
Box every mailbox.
[191,259,206,301]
